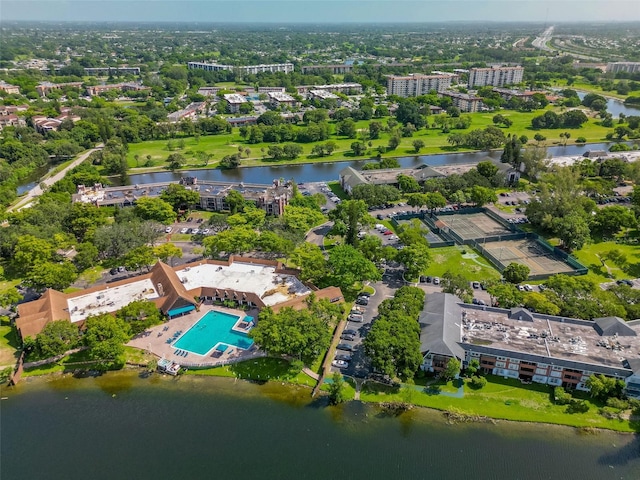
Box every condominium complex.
[223,93,248,113]
[187,62,294,75]
[0,81,20,94]
[440,91,484,112]
[73,178,293,216]
[84,67,141,76]
[267,91,297,108]
[35,81,83,97]
[607,62,640,74]
[420,293,640,398]
[386,74,453,97]
[16,257,343,340]
[468,66,524,88]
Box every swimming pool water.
[173,310,254,355]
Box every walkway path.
[302,367,320,381]
[8,144,103,212]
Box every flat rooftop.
[460,307,640,369]
[67,279,157,323]
[176,262,311,306]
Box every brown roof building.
[16,257,343,340]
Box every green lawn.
[184,357,317,387]
[553,77,631,101]
[125,108,613,173]
[424,245,502,282]
[0,317,19,366]
[22,349,95,377]
[327,181,348,200]
[360,375,635,432]
[572,240,640,283]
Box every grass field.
[184,357,317,387]
[126,107,613,172]
[573,240,640,283]
[553,77,632,101]
[0,317,19,366]
[423,245,502,281]
[361,375,636,432]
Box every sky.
[2,0,640,23]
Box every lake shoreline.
[10,366,638,435]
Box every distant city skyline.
[3,1,640,23]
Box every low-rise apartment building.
[188,62,294,74]
[36,81,84,97]
[420,292,640,397]
[267,91,297,108]
[73,179,293,216]
[386,74,453,97]
[468,66,524,88]
[86,82,150,96]
[84,67,141,76]
[223,93,248,113]
[440,91,484,112]
[16,257,343,340]
[0,81,20,94]
[309,89,339,101]
[167,102,206,123]
[607,62,640,74]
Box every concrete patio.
[128,304,264,368]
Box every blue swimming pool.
[173,310,254,355]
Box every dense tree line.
[363,287,425,379]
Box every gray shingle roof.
[419,292,465,359]
[594,317,637,337]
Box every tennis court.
[437,212,511,241]
[483,239,577,276]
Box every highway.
[532,26,555,52]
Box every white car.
[180,227,189,234]
[165,227,172,233]
[202,229,210,235]
[191,228,200,235]
[332,359,349,368]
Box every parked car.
[180,227,189,234]
[420,276,428,283]
[341,334,356,342]
[165,226,172,233]
[335,353,352,362]
[472,281,480,289]
[358,291,372,298]
[202,229,210,235]
[109,268,119,275]
[433,277,440,285]
[337,343,355,352]
[348,314,364,322]
[383,230,393,235]
[332,359,349,368]
[191,228,201,235]
[617,279,634,287]
[343,329,358,336]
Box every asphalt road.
[8,144,103,212]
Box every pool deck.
[127,304,263,367]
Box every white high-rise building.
[468,66,524,88]
[386,74,453,97]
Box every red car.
[383,230,393,235]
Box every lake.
[114,141,629,187]
[2,371,639,480]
